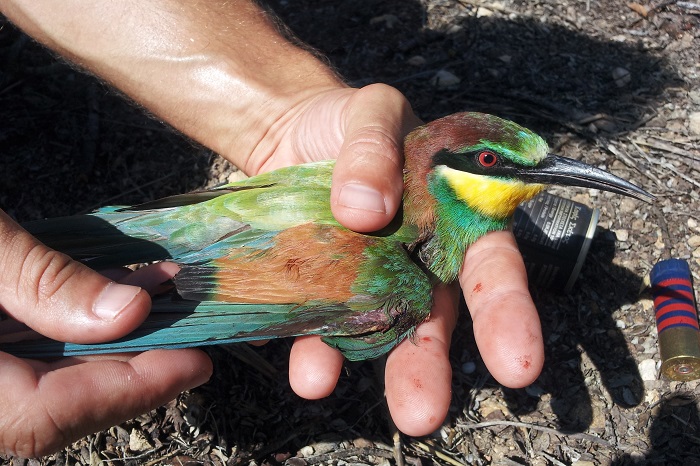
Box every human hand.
[231,83,544,436]
[0,211,212,457]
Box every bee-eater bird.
[2,112,653,361]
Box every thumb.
[330,84,421,233]
[0,210,150,343]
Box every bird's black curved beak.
[520,154,654,202]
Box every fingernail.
[93,283,141,320]
[338,183,386,213]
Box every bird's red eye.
[478,151,498,167]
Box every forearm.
[1,0,344,172]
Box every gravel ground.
[1,1,699,465]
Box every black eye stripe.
[431,148,530,178]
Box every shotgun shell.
[651,258,700,381]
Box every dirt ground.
[1,0,700,464]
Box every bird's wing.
[23,161,342,266]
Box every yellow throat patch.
[439,166,545,219]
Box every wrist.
[2,0,346,172]
[210,52,345,174]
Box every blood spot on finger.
[517,355,532,370]
[472,282,483,293]
[413,378,423,389]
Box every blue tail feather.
[1,299,409,361]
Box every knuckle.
[361,82,409,107]
[19,244,80,309]
[0,224,84,312]
[344,125,403,168]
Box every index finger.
[460,230,544,387]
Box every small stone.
[619,198,637,213]
[353,438,374,449]
[632,218,646,232]
[645,389,661,404]
[330,418,348,430]
[646,115,667,127]
[690,90,700,105]
[615,229,630,242]
[688,235,700,248]
[461,361,477,374]
[286,458,307,466]
[612,67,631,87]
[445,24,463,35]
[430,70,461,88]
[690,112,700,136]
[311,441,337,455]
[639,359,658,381]
[298,446,314,458]
[622,386,639,405]
[593,117,618,132]
[689,218,699,230]
[407,55,426,66]
[476,6,494,17]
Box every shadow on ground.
[613,394,700,465]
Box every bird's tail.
[0,298,413,361]
[22,208,174,268]
[22,189,236,268]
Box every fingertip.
[331,165,403,233]
[118,261,180,293]
[385,335,452,436]
[385,287,457,436]
[476,323,544,388]
[81,282,152,342]
[289,335,343,399]
[169,348,214,387]
[93,282,145,321]
[461,231,544,388]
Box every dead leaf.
[129,428,153,453]
[628,2,650,17]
